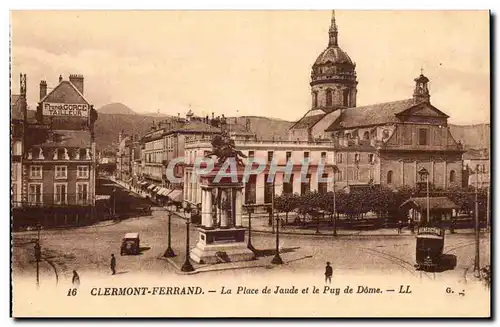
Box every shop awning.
[95,195,111,201]
[158,188,171,196]
[168,190,183,202]
[147,184,156,190]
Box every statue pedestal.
[190,227,255,264]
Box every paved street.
[12,207,490,286]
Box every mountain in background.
[98,102,137,115]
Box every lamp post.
[418,168,430,224]
[112,186,116,219]
[163,212,176,257]
[271,214,283,265]
[474,166,480,278]
[180,203,195,272]
[34,223,41,287]
[333,165,338,237]
[245,206,256,253]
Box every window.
[343,89,350,107]
[336,169,343,181]
[482,164,487,173]
[387,170,393,184]
[355,169,360,180]
[11,164,17,181]
[245,175,257,204]
[418,128,428,145]
[320,152,327,164]
[369,154,375,163]
[77,182,89,204]
[30,166,43,179]
[403,128,412,145]
[363,131,370,140]
[326,89,333,107]
[77,166,89,179]
[28,183,42,204]
[449,170,456,183]
[313,91,318,108]
[283,174,294,194]
[55,166,67,179]
[304,152,310,160]
[318,173,328,194]
[264,174,274,204]
[286,151,292,162]
[248,151,255,159]
[354,153,360,163]
[337,153,343,163]
[301,174,311,195]
[54,183,68,204]
[267,151,274,162]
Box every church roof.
[290,112,326,130]
[11,94,23,121]
[314,46,354,66]
[325,98,420,131]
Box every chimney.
[59,75,63,83]
[39,80,47,100]
[69,74,84,94]
[212,112,215,120]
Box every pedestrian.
[110,254,116,275]
[325,262,333,284]
[398,220,402,234]
[72,270,80,287]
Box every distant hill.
[98,103,137,115]
[226,116,293,140]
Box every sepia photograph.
[9,9,491,318]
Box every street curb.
[251,229,489,238]
[158,256,271,275]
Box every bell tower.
[413,69,430,103]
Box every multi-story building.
[11,74,28,207]
[12,74,99,228]
[140,112,244,201]
[463,148,489,188]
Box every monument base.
[190,227,256,264]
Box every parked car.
[121,233,140,255]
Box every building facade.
[12,74,99,228]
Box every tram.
[415,226,445,270]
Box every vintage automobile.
[120,233,140,255]
[415,226,445,271]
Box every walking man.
[325,262,333,284]
[110,254,116,275]
[398,220,403,234]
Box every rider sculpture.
[204,132,247,166]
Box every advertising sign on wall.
[42,102,89,117]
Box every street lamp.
[112,186,117,219]
[180,202,195,272]
[163,212,176,258]
[245,206,256,253]
[34,223,42,287]
[474,166,480,278]
[332,165,338,237]
[271,214,283,265]
[418,168,430,224]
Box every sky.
[10,10,490,124]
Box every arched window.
[326,89,333,107]
[343,89,350,107]
[363,131,370,140]
[449,170,456,183]
[313,91,318,108]
[387,170,393,184]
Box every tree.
[274,193,299,225]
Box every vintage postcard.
[10,10,491,318]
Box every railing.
[11,193,95,207]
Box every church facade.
[289,11,464,190]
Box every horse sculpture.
[204,133,247,166]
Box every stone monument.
[189,133,256,264]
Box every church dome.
[314,46,354,66]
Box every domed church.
[289,11,464,190]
